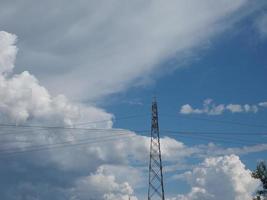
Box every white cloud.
[180,99,225,115]
[161,137,189,158]
[171,155,260,200]
[226,104,258,113]
[180,104,203,114]
[0,31,17,74]
[0,0,259,100]
[196,143,267,158]
[169,187,213,200]
[180,99,263,115]
[259,102,267,107]
[243,104,258,113]
[255,13,267,38]
[70,165,138,200]
[94,164,144,189]
[0,31,113,126]
[226,104,243,113]
[0,30,128,199]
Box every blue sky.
[104,8,267,197]
[108,11,267,137]
[0,1,267,200]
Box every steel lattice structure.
[148,99,165,200]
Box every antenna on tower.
[148,98,165,200]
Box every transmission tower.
[148,98,165,200]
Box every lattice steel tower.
[148,98,165,200]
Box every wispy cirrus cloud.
[0,0,262,101]
[255,13,267,39]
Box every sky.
[0,0,267,200]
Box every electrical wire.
[0,133,139,157]
[162,132,265,146]
[0,125,149,136]
[73,114,149,126]
[2,129,267,157]
[161,130,267,136]
[160,113,267,128]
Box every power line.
[1,117,266,157]
[0,125,149,136]
[1,132,129,152]
[0,112,149,132]
[162,132,265,146]
[0,123,126,131]
[1,129,267,158]
[1,128,266,151]
[1,127,266,144]
[161,113,267,128]
[161,130,267,136]
[161,130,267,144]
[0,129,148,137]
[73,114,149,126]
[0,133,139,157]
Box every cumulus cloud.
[171,155,260,200]
[0,31,17,74]
[0,31,113,126]
[0,31,128,199]
[180,99,225,115]
[180,99,265,115]
[70,166,138,200]
[180,104,203,115]
[0,0,262,100]
[169,187,212,200]
[226,104,243,113]
[227,104,258,113]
